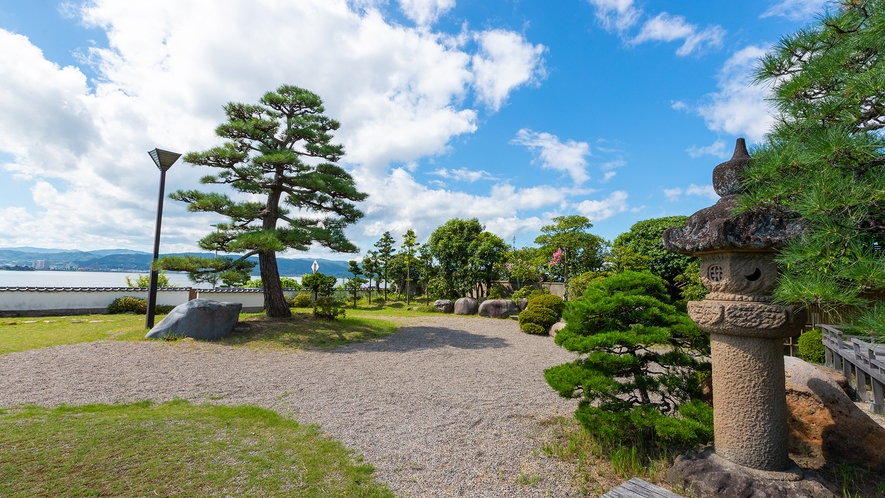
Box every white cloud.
[398,0,456,25]
[431,167,496,182]
[696,45,774,143]
[671,100,688,111]
[511,129,591,184]
[631,13,725,56]
[586,0,642,32]
[573,190,629,221]
[0,0,549,253]
[761,0,829,20]
[601,171,617,183]
[687,139,728,159]
[471,30,547,111]
[664,184,717,201]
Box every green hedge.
[107,297,174,315]
[797,329,826,364]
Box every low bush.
[290,293,313,308]
[487,284,506,299]
[519,307,559,334]
[107,297,174,315]
[313,297,346,320]
[511,286,544,301]
[528,294,565,315]
[108,297,146,314]
[797,328,826,364]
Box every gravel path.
[0,315,583,497]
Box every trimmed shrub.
[487,284,506,299]
[511,286,544,301]
[290,293,313,308]
[108,296,146,314]
[108,297,175,315]
[527,294,565,315]
[797,328,826,364]
[519,306,559,334]
[313,297,345,320]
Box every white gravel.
[0,315,583,497]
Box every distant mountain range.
[0,247,352,277]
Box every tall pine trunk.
[260,250,291,317]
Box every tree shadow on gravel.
[328,326,510,354]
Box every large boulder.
[454,297,478,315]
[146,299,242,340]
[478,299,518,319]
[433,299,454,314]
[784,356,885,473]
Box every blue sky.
[0,0,827,259]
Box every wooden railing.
[821,324,885,415]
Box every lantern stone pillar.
[664,138,806,472]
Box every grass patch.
[0,314,151,354]
[540,415,678,496]
[222,312,397,351]
[0,400,392,497]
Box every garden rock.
[784,356,885,472]
[478,299,518,319]
[145,299,242,340]
[517,298,529,311]
[433,299,454,313]
[549,320,566,338]
[454,297,478,315]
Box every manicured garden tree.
[610,216,701,302]
[425,218,484,298]
[302,271,337,301]
[362,250,379,304]
[344,261,367,307]
[401,229,419,305]
[374,231,396,301]
[518,294,564,335]
[467,231,508,298]
[534,215,607,300]
[745,0,885,330]
[545,271,712,450]
[158,85,367,317]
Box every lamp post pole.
[146,148,181,329]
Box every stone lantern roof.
[663,138,805,255]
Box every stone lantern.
[663,138,806,472]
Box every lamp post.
[145,148,181,329]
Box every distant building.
[32,260,48,270]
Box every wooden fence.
[820,324,885,415]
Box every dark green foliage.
[519,307,558,334]
[487,284,506,299]
[528,294,564,316]
[797,329,826,364]
[313,297,345,320]
[425,218,506,299]
[743,1,885,323]
[301,272,336,300]
[107,297,174,315]
[290,293,312,308]
[518,294,564,335]
[161,84,367,318]
[545,271,711,449]
[374,232,396,301]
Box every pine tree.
[401,229,419,305]
[745,0,885,330]
[374,231,395,301]
[160,85,367,317]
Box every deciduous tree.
[534,215,607,300]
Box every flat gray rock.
[146,299,242,340]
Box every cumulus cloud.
[0,0,550,253]
[511,129,591,184]
[586,0,642,32]
[631,13,725,56]
[573,190,629,222]
[431,167,496,182]
[397,0,456,25]
[761,0,829,20]
[471,30,547,111]
[687,139,729,159]
[696,45,774,143]
[664,184,717,201]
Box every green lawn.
[0,314,149,354]
[0,400,393,497]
